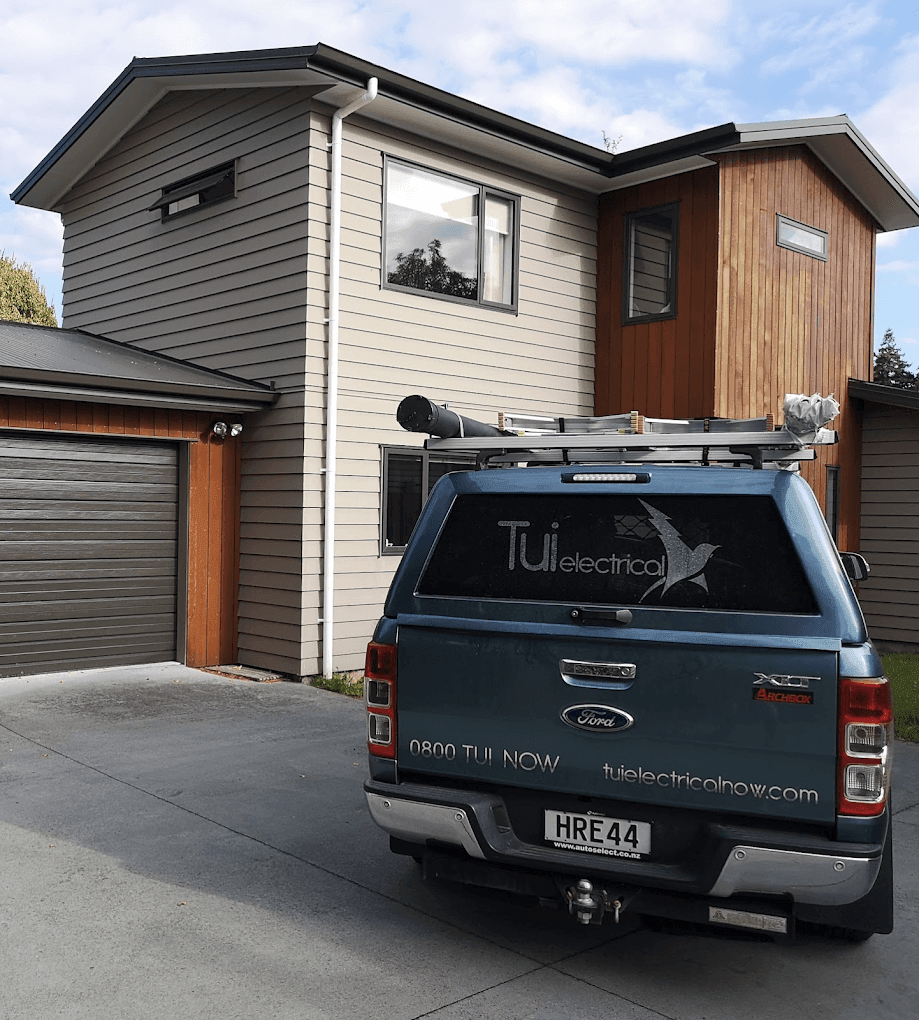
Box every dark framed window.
[777,214,827,261]
[825,465,840,543]
[623,203,678,323]
[383,158,519,311]
[381,446,476,554]
[148,161,236,221]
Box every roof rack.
[396,394,839,470]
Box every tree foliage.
[387,239,477,300]
[874,328,915,389]
[0,252,57,326]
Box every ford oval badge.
[561,704,634,732]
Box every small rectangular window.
[383,159,519,310]
[381,447,475,554]
[624,203,678,323]
[777,214,827,261]
[149,161,236,220]
[826,465,840,543]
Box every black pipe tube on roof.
[397,395,505,438]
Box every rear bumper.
[365,779,885,907]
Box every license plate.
[544,809,651,858]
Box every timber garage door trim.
[0,432,180,677]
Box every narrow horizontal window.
[381,446,476,554]
[383,159,519,310]
[149,161,236,220]
[777,214,827,261]
[624,203,679,323]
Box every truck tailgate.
[395,620,837,824]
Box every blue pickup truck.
[363,398,893,941]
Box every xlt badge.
[753,673,820,689]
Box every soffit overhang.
[849,378,919,411]
[603,116,919,232]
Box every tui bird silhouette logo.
[638,500,719,602]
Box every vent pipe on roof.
[322,77,378,679]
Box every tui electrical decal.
[418,493,819,614]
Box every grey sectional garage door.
[0,433,179,677]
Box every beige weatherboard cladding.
[303,105,597,674]
[54,84,597,677]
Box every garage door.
[0,433,179,677]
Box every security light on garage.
[211,422,244,438]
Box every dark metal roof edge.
[66,326,277,398]
[0,321,277,403]
[848,377,919,411]
[305,44,613,171]
[11,47,322,204]
[608,123,740,178]
[12,44,614,205]
[734,116,919,225]
[0,377,272,414]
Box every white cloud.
[758,2,879,87]
[857,33,919,188]
[423,0,734,67]
[878,259,919,273]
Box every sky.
[3,0,919,366]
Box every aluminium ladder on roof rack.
[423,410,838,470]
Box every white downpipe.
[323,78,378,678]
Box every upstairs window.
[777,214,828,261]
[383,159,519,310]
[623,203,678,323]
[149,161,236,221]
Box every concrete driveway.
[0,663,916,1020]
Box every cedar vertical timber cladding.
[0,397,240,667]
[596,166,719,421]
[596,146,876,551]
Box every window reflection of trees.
[387,239,477,299]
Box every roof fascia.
[726,117,919,231]
[848,378,919,411]
[0,377,274,413]
[13,44,615,210]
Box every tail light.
[365,641,397,758]
[838,676,894,816]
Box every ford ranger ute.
[363,395,893,941]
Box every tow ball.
[567,879,622,925]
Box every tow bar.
[567,879,626,925]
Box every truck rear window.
[418,494,818,614]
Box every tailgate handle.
[560,659,636,687]
[570,607,633,625]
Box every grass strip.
[310,672,365,698]
[884,654,919,743]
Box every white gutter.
[322,77,378,679]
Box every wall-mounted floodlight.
[211,422,244,439]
